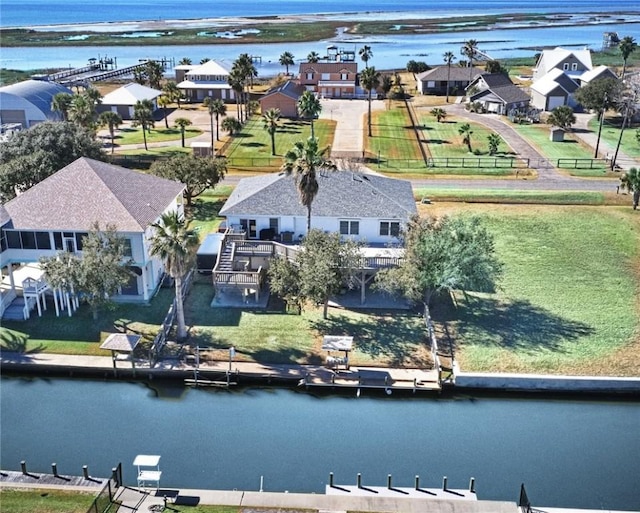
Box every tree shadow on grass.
[433,293,594,354]
[309,311,430,367]
[240,142,267,148]
[190,198,224,221]
[0,330,46,361]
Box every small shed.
[549,127,565,142]
[191,141,212,157]
[197,233,224,273]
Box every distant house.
[98,83,162,120]
[219,170,416,244]
[532,47,593,81]
[416,67,486,95]
[0,79,73,128]
[297,62,358,99]
[467,73,530,115]
[259,80,305,118]
[0,158,185,319]
[176,60,235,103]
[530,68,580,111]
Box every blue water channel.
[2,377,639,510]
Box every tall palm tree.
[279,51,295,75]
[157,95,171,128]
[208,98,226,142]
[174,117,192,147]
[461,39,479,83]
[162,80,182,109]
[228,68,245,121]
[149,211,199,341]
[132,99,155,151]
[200,57,211,64]
[98,111,122,154]
[262,108,281,155]
[360,66,381,137]
[620,167,640,210]
[619,36,637,78]
[443,51,456,103]
[458,122,474,152]
[52,92,73,121]
[307,51,320,63]
[297,90,322,138]
[359,45,373,68]
[281,137,336,232]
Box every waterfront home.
[212,171,415,304]
[532,47,593,82]
[176,60,235,103]
[297,62,358,99]
[466,73,531,115]
[416,67,486,96]
[530,68,580,111]
[0,158,185,320]
[98,83,162,120]
[0,79,73,128]
[259,80,305,118]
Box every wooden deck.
[0,469,106,489]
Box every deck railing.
[213,268,263,286]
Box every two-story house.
[0,158,185,320]
[176,60,235,103]
[297,62,358,99]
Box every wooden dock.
[0,469,106,489]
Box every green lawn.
[429,204,640,375]
[588,116,640,159]
[369,103,423,161]
[414,188,607,205]
[183,282,428,368]
[512,123,611,176]
[188,189,232,239]
[224,116,335,169]
[114,127,202,146]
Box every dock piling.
[387,474,392,489]
[82,465,89,480]
[52,463,58,477]
[329,472,334,487]
[20,461,27,475]
[357,473,362,488]
[469,477,476,493]
[443,476,448,491]
[415,475,420,489]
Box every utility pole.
[611,92,635,171]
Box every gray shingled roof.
[417,66,486,82]
[479,73,515,88]
[262,80,305,100]
[220,171,416,220]
[3,157,185,232]
[471,85,530,105]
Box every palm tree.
[307,51,320,63]
[162,80,182,109]
[487,133,502,155]
[52,92,73,121]
[297,90,322,138]
[84,87,102,107]
[68,93,96,130]
[279,51,295,75]
[461,39,479,83]
[262,108,281,155]
[157,95,172,128]
[443,51,456,103]
[619,36,637,78]
[227,69,245,122]
[221,116,242,135]
[98,111,122,154]
[281,137,336,232]
[458,122,474,152]
[149,211,199,341]
[360,66,381,137]
[204,98,226,142]
[381,75,393,99]
[620,167,640,210]
[200,57,211,64]
[178,57,192,65]
[359,45,373,68]
[430,107,446,123]
[132,99,155,151]
[174,117,192,147]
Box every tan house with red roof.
[0,158,185,319]
[297,62,358,99]
[259,80,305,118]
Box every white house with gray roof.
[0,157,185,319]
[98,83,162,120]
[219,171,417,244]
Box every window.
[35,232,51,249]
[380,221,400,237]
[321,73,330,80]
[427,81,436,88]
[269,218,279,233]
[53,232,63,250]
[306,72,314,80]
[571,63,578,71]
[341,73,348,80]
[122,239,133,257]
[75,232,88,251]
[6,231,20,249]
[340,220,359,235]
[20,231,36,249]
[563,63,569,70]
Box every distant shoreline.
[2,11,637,48]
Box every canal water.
[1,377,639,510]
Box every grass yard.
[0,289,174,356]
[114,127,202,146]
[423,203,640,376]
[513,123,611,176]
[414,188,610,205]
[0,489,97,513]
[224,116,335,170]
[588,116,640,159]
[368,102,423,162]
[188,189,233,239]
[182,282,430,368]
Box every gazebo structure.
[133,454,161,490]
[100,333,142,374]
